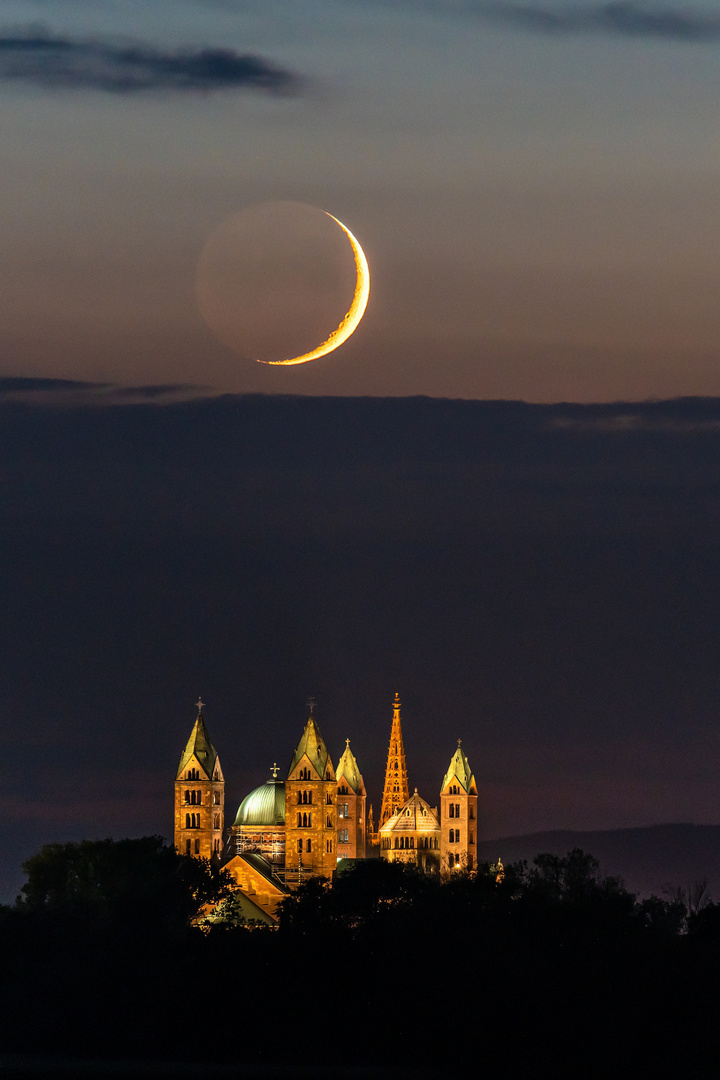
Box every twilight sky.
[3,0,720,399]
[4,1,720,901]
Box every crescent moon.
[257,213,370,366]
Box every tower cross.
[196,697,205,714]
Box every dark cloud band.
[0,32,300,93]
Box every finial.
[394,691,400,702]
[414,786,418,794]
[457,738,462,747]
[270,762,279,779]
[346,737,350,747]
[195,697,205,715]
[307,695,316,714]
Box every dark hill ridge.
[478,823,720,899]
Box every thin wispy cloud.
[350,0,720,41]
[0,378,216,406]
[477,1,720,40]
[0,31,301,93]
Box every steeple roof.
[441,741,476,794]
[379,692,409,826]
[336,739,365,795]
[176,701,220,780]
[288,703,333,779]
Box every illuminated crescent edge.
[257,212,370,366]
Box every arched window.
[394,837,399,849]
[326,793,332,804]
[214,814,220,829]
[297,812,302,827]
[307,839,312,852]
[185,813,191,828]
[214,791,220,805]
[308,791,313,804]
[307,813,312,827]
[410,837,414,849]
[184,791,190,804]
[185,839,191,855]
[194,839,200,855]
[297,792,302,804]
[298,839,303,853]
[455,803,460,817]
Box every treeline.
[2,838,720,1077]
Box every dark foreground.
[3,845,720,1079]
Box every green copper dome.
[234,779,286,827]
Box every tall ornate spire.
[379,692,410,827]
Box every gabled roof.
[335,739,365,795]
[176,712,220,780]
[441,741,476,794]
[379,789,440,834]
[288,713,334,779]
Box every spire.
[288,702,333,779]
[336,738,366,795]
[379,692,410,827]
[176,700,220,780]
[440,740,477,794]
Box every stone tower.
[335,739,367,860]
[174,699,225,861]
[379,692,409,827]
[439,740,478,871]
[284,700,337,885]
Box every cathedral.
[174,693,479,922]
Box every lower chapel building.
[174,694,479,922]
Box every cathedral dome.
[234,779,285,827]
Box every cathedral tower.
[335,739,367,860]
[439,740,478,871]
[284,700,337,884]
[379,692,409,827]
[174,699,225,861]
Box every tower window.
[449,804,455,818]
[326,840,331,853]
[185,839,191,855]
[307,839,312,852]
[455,804,460,817]
[298,839,303,853]
[194,839,200,855]
[214,814,220,829]
[214,791,220,805]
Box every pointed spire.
[440,740,476,794]
[176,700,219,780]
[336,738,366,795]
[288,702,334,779]
[379,692,410,827]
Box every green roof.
[441,742,476,794]
[336,740,364,794]
[234,780,286,827]
[176,713,219,780]
[288,714,333,779]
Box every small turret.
[335,739,367,860]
